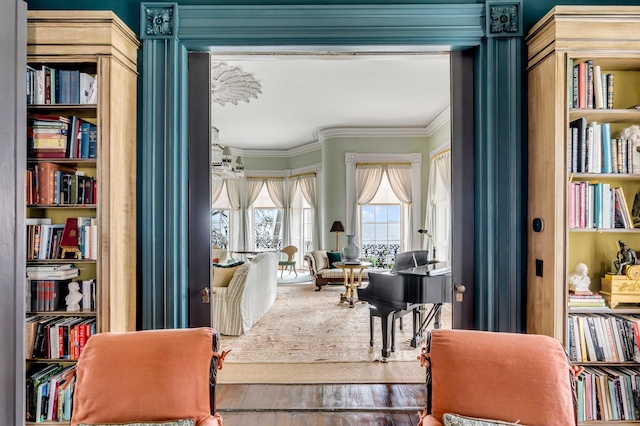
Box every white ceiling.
[209,54,451,152]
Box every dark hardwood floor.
[217,383,428,425]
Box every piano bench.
[369,307,409,351]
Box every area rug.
[217,283,451,384]
[276,271,313,284]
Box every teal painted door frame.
[139,1,524,331]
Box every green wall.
[25,0,640,37]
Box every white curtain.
[265,177,287,247]
[298,174,320,251]
[211,181,224,206]
[351,164,384,235]
[386,164,414,248]
[286,178,299,249]
[242,178,264,250]
[425,150,451,262]
[226,179,242,251]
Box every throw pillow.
[443,413,523,426]
[213,264,242,287]
[326,251,342,268]
[80,420,195,426]
[312,250,328,271]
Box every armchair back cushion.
[425,329,576,426]
[312,250,328,271]
[71,328,222,426]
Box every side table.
[334,261,372,307]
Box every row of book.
[568,313,640,363]
[26,218,97,260]
[568,119,638,174]
[568,182,635,229]
[26,363,76,423]
[26,315,96,360]
[26,162,97,206]
[26,64,97,105]
[26,278,95,313]
[28,114,97,160]
[576,366,640,422]
[569,59,614,110]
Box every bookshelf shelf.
[569,109,640,123]
[27,311,96,317]
[27,259,95,265]
[27,159,97,167]
[27,204,97,209]
[23,11,138,425]
[27,358,79,363]
[527,6,640,423]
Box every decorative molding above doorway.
[138,2,524,334]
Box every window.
[359,172,404,267]
[252,185,283,250]
[254,208,282,249]
[302,208,312,254]
[211,209,229,249]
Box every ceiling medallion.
[211,62,262,106]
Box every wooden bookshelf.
[527,6,640,424]
[24,11,138,424]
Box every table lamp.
[330,221,345,252]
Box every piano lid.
[395,263,451,277]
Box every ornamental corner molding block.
[485,1,522,38]
[141,2,178,39]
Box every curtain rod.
[356,162,411,166]
[289,171,316,179]
[429,149,450,162]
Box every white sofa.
[211,251,278,336]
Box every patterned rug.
[276,271,312,284]
[219,283,452,364]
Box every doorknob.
[200,287,210,304]
[454,284,466,302]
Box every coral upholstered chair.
[418,329,579,426]
[71,328,229,426]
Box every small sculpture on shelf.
[614,240,638,275]
[65,281,83,312]
[568,263,591,294]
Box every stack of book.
[27,114,69,159]
[26,363,76,423]
[569,291,607,308]
[26,264,80,312]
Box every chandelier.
[211,126,244,187]
[211,62,262,106]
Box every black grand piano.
[358,250,451,360]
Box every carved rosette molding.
[141,3,178,39]
[345,153,357,164]
[410,153,422,164]
[486,1,522,38]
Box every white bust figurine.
[65,282,83,312]
[568,263,591,293]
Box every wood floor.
[216,383,428,425]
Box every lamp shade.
[330,221,345,233]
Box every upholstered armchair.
[418,329,578,426]
[71,327,229,426]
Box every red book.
[578,62,586,109]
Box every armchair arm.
[305,253,318,276]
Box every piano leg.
[410,307,423,348]
[369,309,374,347]
[380,311,395,361]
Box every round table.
[333,261,372,307]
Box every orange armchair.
[419,329,578,426]
[71,327,228,426]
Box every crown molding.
[424,106,450,136]
[233,108,450,158]
[234,140,321,158]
